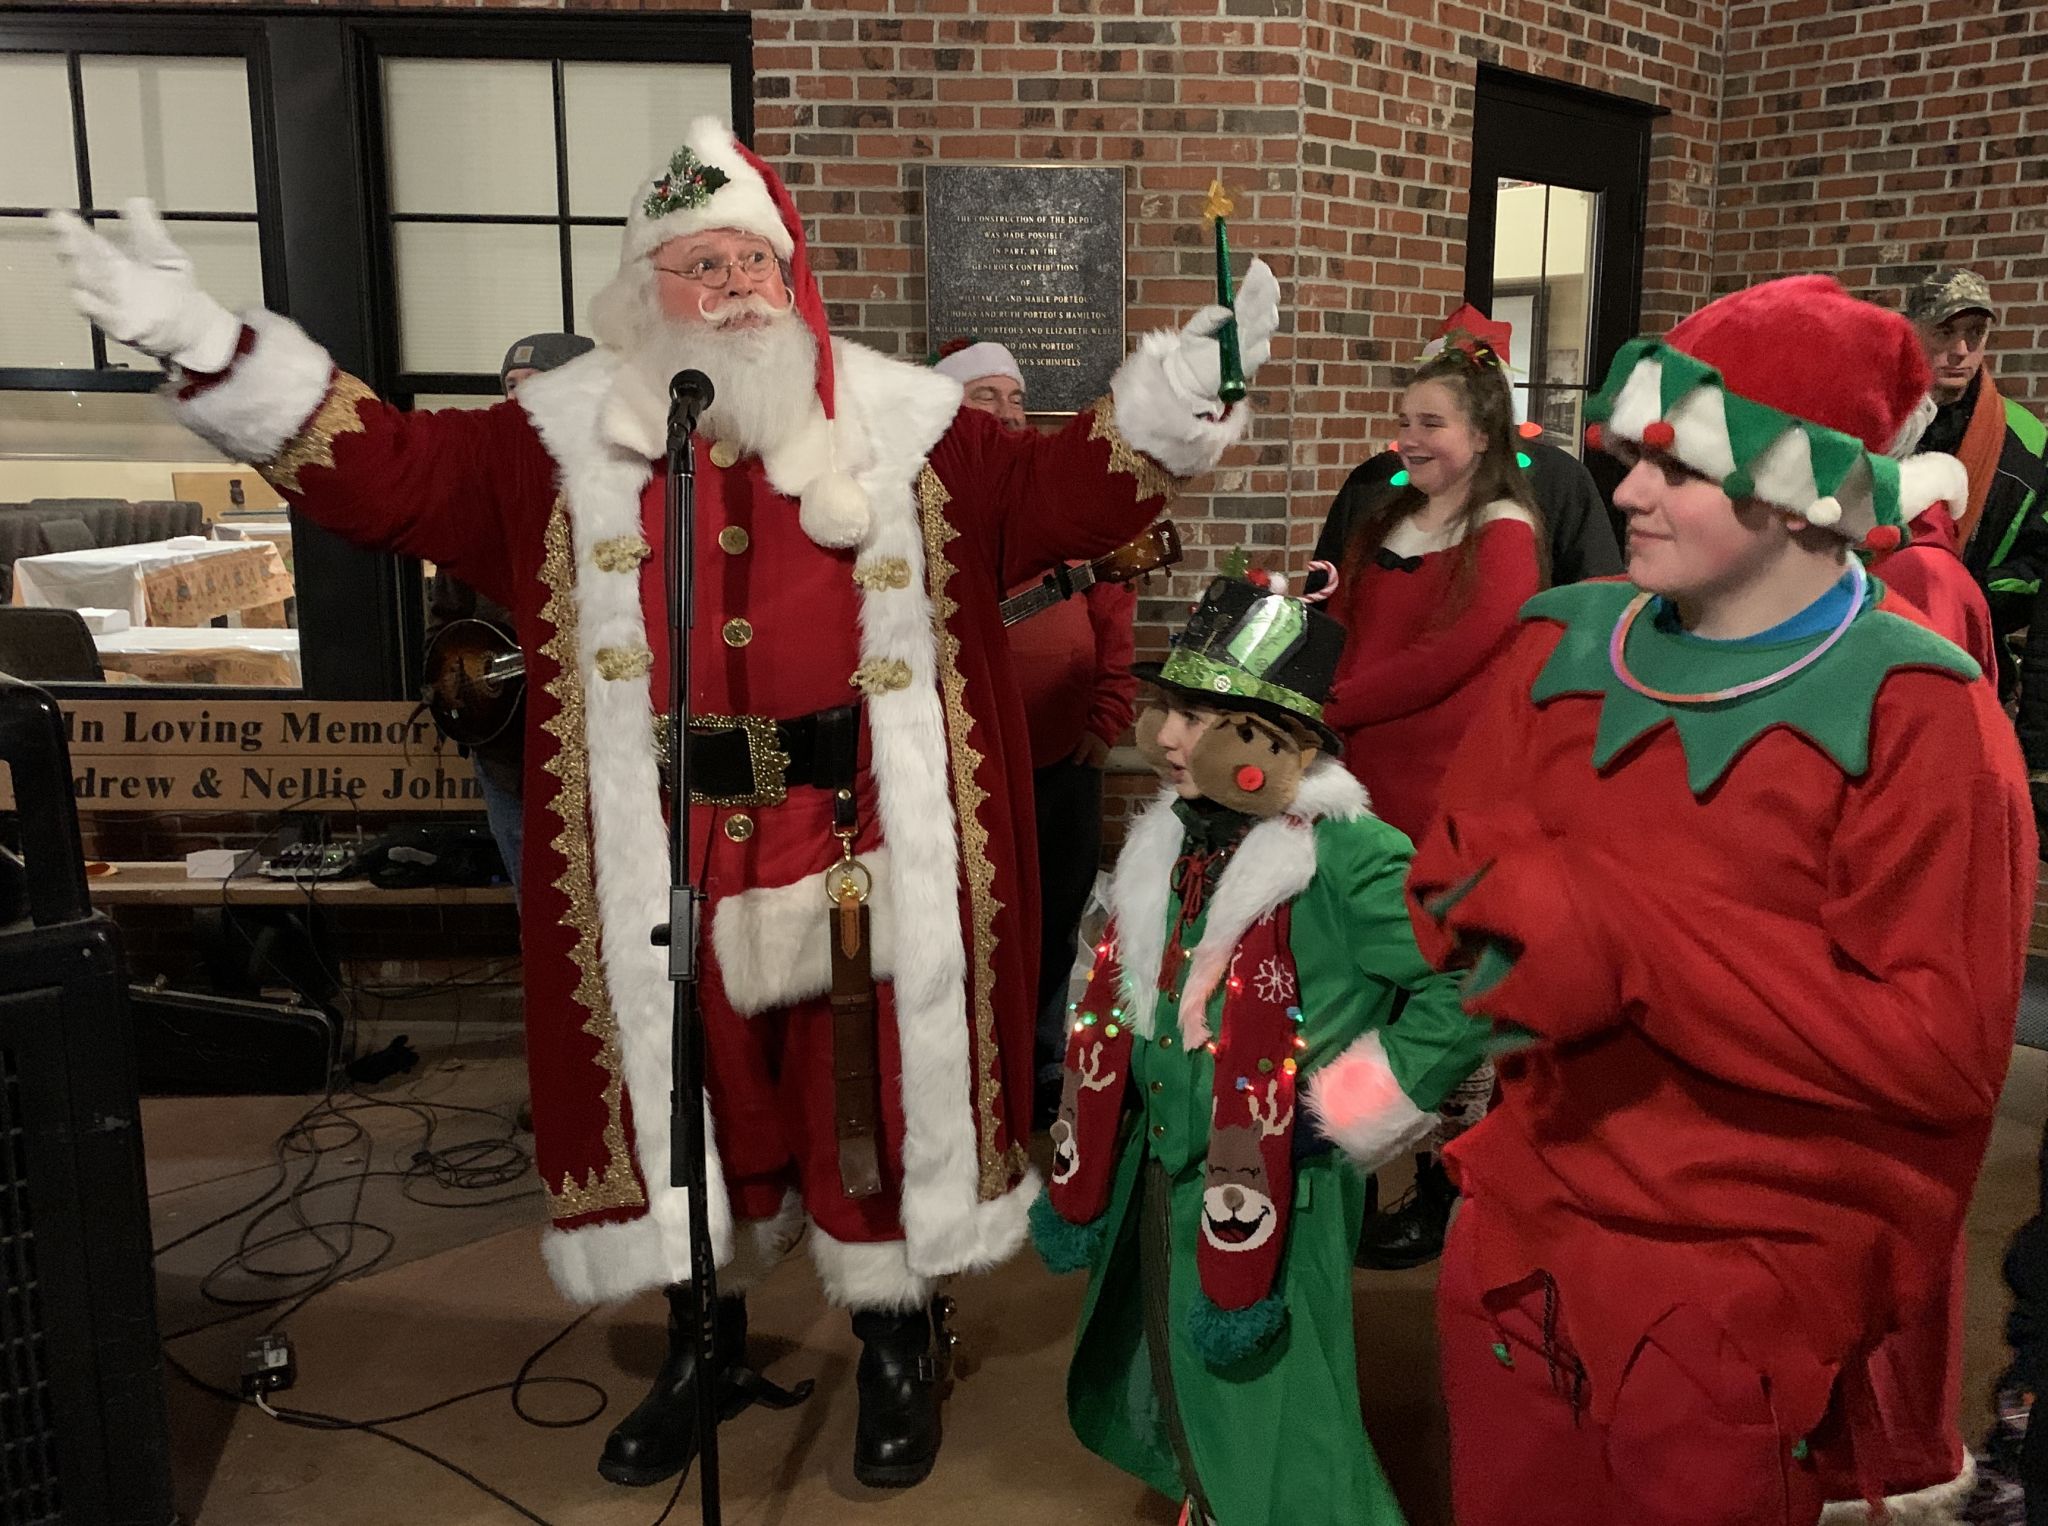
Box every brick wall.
[1714,0,2048,415]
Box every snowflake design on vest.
[1252,955,1296,1006]
[644,147,731,220]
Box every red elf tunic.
[173,310,1228,1307]
[1406,575,2033,1525]
[1323,500,1540,840]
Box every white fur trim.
[1604,356,1667,444]
[799,467,871,549]
[1803,495,1843,528]
[807,1225,934,1312]
[1108,329,1251,479]
[1383,498,1539,558]
[1109,761,1371,1048]
[171,309,336,466]
[542,1214,668,1305]
[931,341,1023,388]
[519,348,736,1304]
[1886,393,1940,459]
[1818,1452,1975,1525]
[624,116,793,266]
[709,849,898,1014]
[1302,1030,1435,1172]
[1899,453,1970,520]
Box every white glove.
[1162,256,1280,405]
[46,198,242,374]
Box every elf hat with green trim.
[1135,575,1346,754]
[1583,275,1962,545]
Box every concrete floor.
[149,1046,2048,1526]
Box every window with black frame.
[0,44,301,690]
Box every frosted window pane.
[384,59,555,217]
[105,222,264,371]
[571,223,627,335]
[0,57,81,209]
[563,63,732,218]
[0,218,93,367]
[82,56,256,213]
[0,389,229,462]
[395,223,562,374]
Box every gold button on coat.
[722,618,753,647]
[718,525,750,555]
[709,441,740,469]
[723,813,755,842]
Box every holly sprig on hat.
[644,147,730,221]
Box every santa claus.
[48,119,1278,1489]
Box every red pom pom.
[1517,420,1543,440]
[1583,422,1605,452]
[1234,765,1266,793]
[937,336,977,359]
[1386,439,1401,455]
[1863,525,1903,554]
[1641,420,1677,450]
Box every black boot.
[851,1296,955,1489]
[1355,1154,1458,1271]
[597,1288,750,1488]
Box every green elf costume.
[1031,573,1487,1526]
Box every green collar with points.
[1521,580,1977,794]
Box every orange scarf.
[1952,365,2008,551]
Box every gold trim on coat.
[1086,392,1180,507]
[262,373,378,496]
[915,466,1027,1198]
[538,500,646,1219]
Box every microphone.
[668,369,715,443]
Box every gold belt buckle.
[652,713,792,807]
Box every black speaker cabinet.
[0,676,174,1525]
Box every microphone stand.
[656,375,721,1526]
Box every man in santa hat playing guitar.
[49,119,1278,1490]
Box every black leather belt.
[656,703,861,807]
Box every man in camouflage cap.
[1904,268,2047,701]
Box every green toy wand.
[1203,179,1247,405]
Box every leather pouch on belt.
[830,881,883,1199]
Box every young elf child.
[1405,274,2036,1526]
[1031,572,1487,1526]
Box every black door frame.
[1465,65,1660,471]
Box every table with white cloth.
[92,626,301,687]
[11,536,293,627]
[211,519,296,575]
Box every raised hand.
[46,197,242,374]
[1163,256,1280,406]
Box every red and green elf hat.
[1582,275,1963,547]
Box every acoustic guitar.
[1000,520,1183,627]
[421,618,524,750]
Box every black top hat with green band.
[1134,576,1347,754]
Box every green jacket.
[1061,764,1484,1526]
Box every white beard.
[612,296,819,462]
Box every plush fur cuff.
[542,1215,668,1306]
[1108,329,1252,480]
[708,850,896,1015]
[1028,1188,1109,1275]
[1187,1289,1288,1369]
[1818,1453,1976,1526]
[1898,452,1970,522]
[1303,1031,1434,1173]
[807,1225,934,1312]
[172,308,337,468]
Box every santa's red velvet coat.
[174,310,1227,1306]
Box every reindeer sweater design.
[1032,765,1484,1526]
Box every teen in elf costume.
[1405,275,2036,1526]
[1031,573,1487,1526]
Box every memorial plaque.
[924,165,1126,415]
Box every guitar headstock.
[1095,520,1184,586]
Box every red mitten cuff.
[1426,832,1622,1042]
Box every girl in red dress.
[1324,342,1549,843]
[1324,339,1549,1268]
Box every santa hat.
[1419,301,1516,369]
[930,338,1024,389]
[621,118,867,548]
[1583,275,1966,547]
